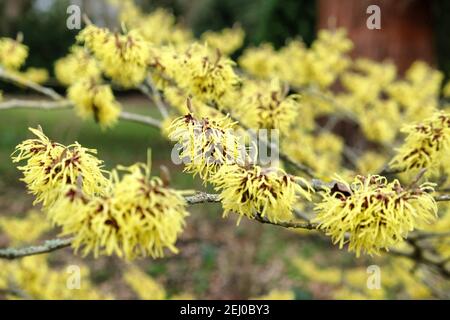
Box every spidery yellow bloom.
[174,44,240,103]
[12,128,109,208]
[239,44,279,79]
[390,112,450,174]
[211,163,312,224]
[387,61,442,123]
[67,78,121,128]
[314,175,437,256]
[54,46,101,86]
[116,1,193,46]
[0,37,28,70]
[14,67,49,84]
[51,163,189,260]
[235,79,300,135]
[201,26,245,56]
[169,113,244,182]
[77,25,150,87]
[240,29,352,88]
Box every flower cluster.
[54,46,101,86]
[211,164,312,223]
[201,26,245,56]
[172,44,240,104]
[116,1,192,46]
[169,113,244,181]
[390,112,450,175]
[77,25,150,87]
[12,128,109,208]
[18,67,49,84]
[234,79,300,135]
[49,163,189,260]
[239,29,352,88]
[67,78,121,128]
[314,175,437,256]
[0,37,28,70]
[12,129,190,260]
[387,61,442,122]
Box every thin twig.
[0,99,72,110]
[139,81,169,119]
[0,238,73,260]
[119,111,162,128]
[185,192,221,204]
[0,99,162,129]
[435,194,450,202]
[0,67,63,100]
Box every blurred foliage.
[2,0,450,79]
[1,0,77,71]
[432,0,450,81]
[0,0,315,72]
[186,0,316,48]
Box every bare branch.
[0,238,72,260]
[185,192,221,204]
[0,99,162,129]
[435,194,450,202]
[0,192,317,260]
[139,78,169,119]
[0,99,72,110]
[119,111,162,129]
[0,67,63,100]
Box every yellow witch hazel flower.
[387,61,442,123]
[314,175,437,257]
[201,26,245,56]
[235,79,300,135]
[174,44,240,103]
[169,112,244,182]
[77,24,150,88]
[54,46,101,86]
[115,1,193,46]
[211,163,312,224]
[11,127,109,208]
[49,162,189,260]
[0,37,28,70]
[239,44,279,79]
[18,67,49,84]
[67,78,121,128]
[390,111,450,175]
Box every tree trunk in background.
[1,0,32,35]
[317,0,434,73]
